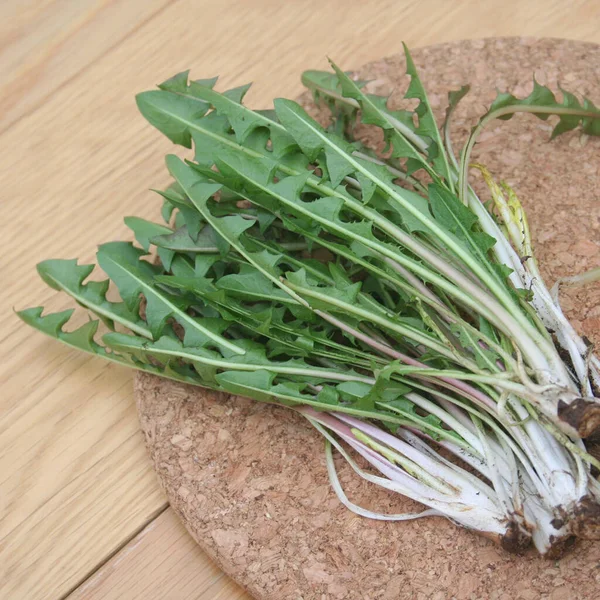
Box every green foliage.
[458,78,600,202]
[18,307,105,355]
[18,47,600,527]
[402,44,453,184]
[483,78,600,138]
[36,258,151,337]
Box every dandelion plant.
[19,45,600,557]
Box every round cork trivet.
[135,39,600,600]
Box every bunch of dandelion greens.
[19,45,600,557]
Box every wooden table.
[2,1,599,598]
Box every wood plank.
[0,432,167,600]
[69,509,251,600]
[1,4,176,600]
[0,0,174,133]
[1,1,599,599]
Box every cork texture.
[135,38,600,599]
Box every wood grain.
[1,1,599,599]
[0,0,174,133]
[69,509,251,600]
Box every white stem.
[398,430,497,500]
[404,392,483,451]
[522,490,570,555]
[323,438,443,521]
[328,412,477,496]
[308,415,508,536]
[463,179,596,396]
[508,397,580,506]
[473,418,513,516]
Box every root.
[558,398,600,438]
[498,518,532,554]
[544,534,577,560]
[569,495,600,540]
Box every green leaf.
[168,155,307,309]
[151,224,220,254]
[124,216,176,270]
[272,98,468,270]
[189,137,464,323]
[216,265,296,304]
[17,307,100,353]
[443,84,470,167]
[328,60,438,181]
[286,268,362,307]
[103,332,371,387]
[216,369,278,401]
[481,79,600,139]
[428,183,497,271]
[387,187,432,233]
[166,155,255,261]
[274,98,340,161]
[17,307,212,388]
[97,241,244,354]
[215,370,409,424]
[285,268,456,361]
[158,70,191,93]
[488,78,556,121]
[36,259,151,337]
[446,85,470,121]
[136,90,210,147]
[124,217,172,251]
[187,80,272,143]
[152,183,204,238]
[300,68,369,128]
[302,69,367,98]
[336,380,376,410]
[160,75,299,159]
[448,321,500,372]
[582,97,600,136]
[402,43,452,184]
[316,385,339,405]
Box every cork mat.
[135,39,600,600]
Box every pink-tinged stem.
[298,407,436,497]
[332,412,467,483]
[382,257,448,311]
[315,310,497,412]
